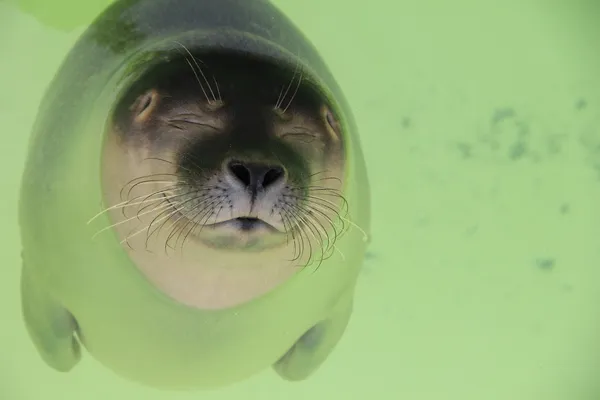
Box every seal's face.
[100,51,347,308]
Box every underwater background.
[1,0,600,398]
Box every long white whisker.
[92,201,172,240]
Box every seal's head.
[100,50,348,308]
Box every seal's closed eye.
[132,89,159,123]
[322,105,342,141]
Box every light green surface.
[1,0,600,399]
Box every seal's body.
[19,0,370,389]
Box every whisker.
[302,197,350,239]
[279,211,300,261]
[307,169,331,178]
[298,202,341,242]
[278,205,302,261]
[142,193,200,249]
[275,58,300,110]
[140,156,195,177]
[121,186,180,219]
[212,75,222,102]
[121,174,179,202]
[305,195,367,242]
[141,157,179,167]
[176,202,214,250]
[311,176,343,184]
[144,188,218,253]
[293,193,347,219]
[280,206,307,263]
[144,207,182,252]
[87,198,133,225]
[120,208,176,247]
[170,196,222,252]
[163,192,221,253]
[289,202,340,266]
[284,206,319,267]
[93,200,172,240]
[173,41,217,104]
[282,72,302,114]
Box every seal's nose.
[225,160,286,191]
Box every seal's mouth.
[163,193,283,235]
[204,217,281,233]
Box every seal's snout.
[224,160,286,193]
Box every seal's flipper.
[273,297,353,381]
[20,261,81,372]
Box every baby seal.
[19,0,370,389]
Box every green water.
[2,0,600,398]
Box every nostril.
[227,161,251,186]
[262,166,285,188]
[226,160,285,189]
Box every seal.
[19,0,370,390]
